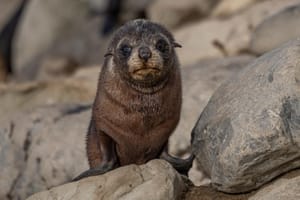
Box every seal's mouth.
[133,67,161,75]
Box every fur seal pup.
[73,19,194,181]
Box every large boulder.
[0,104,90,200]
[250,3,300,55]
[26,160,187,200]
[170,56,254,156]
[0,66,99,200]
[192,39,300,193]
[13,0,109,80]
[175,0,300,66]
[171,56,254,186]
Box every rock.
[169,55,254,187]
[0,104,90,200]
[147,0,219,30]
[36,56,79,80]
[26,160,187,200]
[175,0,300,66]
[0,0,22,29]
[13,0,103,80]
[89,0,152,20]
[119,0,153,23]
[249,169,300,200]
[184,186,252,200]
[88,0,107,12]
[212,0,259,17]
[0,66,99,121]
[170,56,254,156]
[0,66,102,200]
[185,169,300,200]
[192,39,300,193]
[250,3,300,55]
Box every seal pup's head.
[105,19,181,92]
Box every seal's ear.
[104,47,113,57]
[173,42,182,48]
[104,52,113,57]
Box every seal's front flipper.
[72,120,119,182]
[160,147,195,176]
[72,161,116,181]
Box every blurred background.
[1,0,300,199]
[1,0,300,83]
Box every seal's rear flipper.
[160,151,195,176]
[72,160,117,182]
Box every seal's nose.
[138,46,152,61]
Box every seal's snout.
[138,46,152,61]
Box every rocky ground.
[0,0,300,199]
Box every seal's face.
[106,19,181,89]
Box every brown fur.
[89,55,181,166]
[73,19,193,181]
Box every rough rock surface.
[249,169,300,200]
[175,0,300,66]
[211,0,259,17]
[147,0,219,30]
[171,55,253,157]
[184,169,300,200]
[0,65,99,120]
[0,67,99,199]
[0,104,90,200]
[26,160,187,200]
[250,3,300,55]
[192,39,300,193]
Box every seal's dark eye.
[120,44,132,58]
[156,39,169,53]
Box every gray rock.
[0,66,100,200]
[0,105,90,200]
[170,56,254,186]
[36,56,79,80]
[192,39,300,193]
[211,0,259,17]
[88,0,107,12]
[250,3,300,55]
[147,0,219,30]
[0,69,98,122]
[13,0,107,80]
[26,160,187,200]
[184,170,300,200]
[170,56,254,156]
[174,0,300,66]
[249,169,300,200]
[0,0,22,29]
